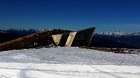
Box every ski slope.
[0,47,139,78]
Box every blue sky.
[0,0,140,32]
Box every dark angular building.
[0,27,95,51]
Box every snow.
[0,47,139,78]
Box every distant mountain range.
[97,32,140,36]
[128,32,140,36]
[91,32,140,49]
[0,29,37,43]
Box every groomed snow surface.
[0,47,139,78]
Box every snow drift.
[0,47,139,78]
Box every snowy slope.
[0,47,139,78]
